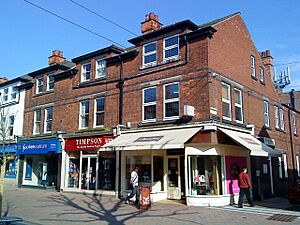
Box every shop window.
[25,158,33,180]
[98,154,116,190]
[68,158,80,188]
[188,156,220,195]
[126,156,151,189]
[33,109,41,134]
[222,82,231,120]
[164,82,179,120]
[153,156,164,191]
[94,97,105,127]
[5,157,17,178]
[79,100,89,128]
[143,87,157,122]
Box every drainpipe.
[287,106,297,185]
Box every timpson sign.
[65,136,113,151]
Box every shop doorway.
[81,156,97,190]
[167,156,181,199]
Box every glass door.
[81,156,97,190]
[167,157,181,199]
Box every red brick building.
[18,12,300,205]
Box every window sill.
[251,76,258,81]
[275,127,285,133]
[139,56,181,71]
[263,125,272,130]
[260,80,265,85]
[34,90,54,97]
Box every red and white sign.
[65,136,113,151]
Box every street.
[2,187,300,225]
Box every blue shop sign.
[0,144,17,153]
[17,139,61,155]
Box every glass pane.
[96,113,104,126]
[144,54,156,64]
[82,115,89,128]
[235,106,242,121]
[47,108,53,120]
[234,90,241,104]
[96,98,105,112]
[165,47,178,58]
[35,123,40,133]
[46,121,52,132]
[36,111,41,121]
[168,158,178,187]
[144,43,156,53]
[144,88,156,103]
[222,85,229,100]
[84,101,90,113]
[153,156,164,191]
[165,83,179,99]
[144,105,156,120]
[222,102,230,118]
[165,36,178,48]
[165,101,179,117]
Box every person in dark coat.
[238,167,255,208]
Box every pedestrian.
[238,167,255,208]
[126,166,139,206]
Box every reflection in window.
[126,156,151,189]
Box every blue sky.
[1,0,300,90]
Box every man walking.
[238,167,255,208]
[126,166,139,206]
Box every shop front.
[62,135,114,194]
[17,139,61,189]
[1,144,18,180]
[103,124,280,206]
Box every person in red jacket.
[238,167,255,208]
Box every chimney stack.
[141,12,162,34]
[0,77,8,84]
[260,50,274,82]
[48,50,66,65]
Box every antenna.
[274,66,290,89]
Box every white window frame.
[278,157,283,179]
[274,105,279,129]
[283,153,288,178]
[11,86,17,100]
[222,82,231,121]
[44,107,53,133]
[260,67,264,82]
[79,101,89,129]
[142,87,157,122]
[292,112,297,135]
[3,88,8,102]
[234,88,243,123]
[95,59,107,78]
[163,35,179,61]
[279,108,285,131]
[264,100,270,127]
[94,97,105,127]
[81,63,91,82]
[163,82,180,120]
[251,55,256,78]
[8,114,14,137]
[36,77,44,94]
[33,109,41,135]
[296,155,300,177]
[143,42,157,67]
[47,75,55,91]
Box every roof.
[26,61,75,77]
[128,20,198,45]
[198,12,241,28]
[0,74,33,88]
[72,45,125,63]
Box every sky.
[1,0,300,90]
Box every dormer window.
[96,59,106,78]
[143,42,157,67]
[163,35,179,61]
[81,63,91,82]
[36,77,44,94]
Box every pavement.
[2,187,300,225]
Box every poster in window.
[25,159,33,179]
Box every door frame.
[79,152,98,190]
[166,156,181,199]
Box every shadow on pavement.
[254,197,300,212]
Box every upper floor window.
[234,88,243,123]
[79,101,89,128]
[163,35,179,61]
[143,87,157,122]
[33,109,41,134]
[279,108,285,131]
[143,42,157,66]
[164,83,179,120]
[274,106,279,129]
[44,107,53,133]
[259,67,264,83]
[251,55,256,78]
[96,59,106,78]
[263,100,270,127]
[8,115,14,137]
[47,75,55,91]
[3,88,8,102]
[36,77,44,94]
[81,63,91,82]
[94,97,105,127]
[11,86,17,100]
[292,112,297,135]
[222,83,231,120]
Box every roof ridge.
[198,12,241,28]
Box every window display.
[126,156,151,189]
[98,153,116,190]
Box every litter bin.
[140,186,151,209]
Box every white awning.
[218,128,281,157]
[100,127,201,151]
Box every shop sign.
[134,136,163,142]
[239,137,259,145]
[65,136,113,151]
[17,139,61,155]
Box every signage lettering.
[134,136,163,142]
[66,136,113,151]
